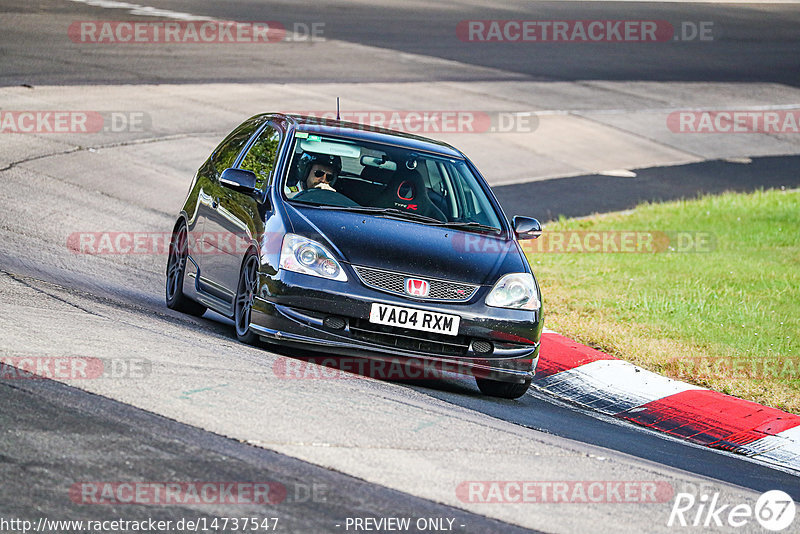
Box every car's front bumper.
[249,270,542,384]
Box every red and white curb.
[533,330,800,473]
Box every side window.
[425,159,445,194]
[429,160,458,219]
[210,118,264,179]
[240,124,281,190]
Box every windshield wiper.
[315,205,502,233]
[436,221,502,233]
[320,205,444,224]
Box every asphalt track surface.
[0,376,533,533]
[494,154,800,221]
[1,1,800,533]
[2,0,799,86]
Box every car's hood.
[285,204,528,285]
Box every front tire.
[166,221,207,317]
[475,377,531,399]
[234,252,260,345]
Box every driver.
[305,162,338,191]
[287,152,358,207]
[294,152,341,192]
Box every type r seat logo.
[405,278,430,297]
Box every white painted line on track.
[523,103,800,116]
[65,0,317,46]
[67,0,214,21]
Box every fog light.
[323,316,346,330]
[472,340,494,355]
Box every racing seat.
[335,166,394,206]
[427,188,449,217]
[374,168,447,222]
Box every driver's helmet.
[296,152,342,189]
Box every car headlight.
[279,234,347,282]
[485,273,540,311]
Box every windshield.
[282,133,503,230]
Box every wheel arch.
[172,213,189,234]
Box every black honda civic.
[166,113,543,398]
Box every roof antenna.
[336,97,340,120]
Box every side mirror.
[220,168,257,195]
[513,216,542,240]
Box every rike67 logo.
[668,490,796,531]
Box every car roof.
[269,113,465,158]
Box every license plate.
[369,303,460,336]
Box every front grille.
[353,266,479,302]
[349,319,470,357]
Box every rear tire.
[166,221,207,317]
[475,377,531,399]
[234,252,260,345]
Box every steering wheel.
[293,187,359,207]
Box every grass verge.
[526,188,800,413]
